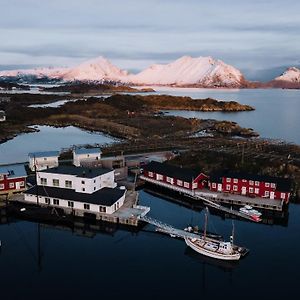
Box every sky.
[1,0,299,80]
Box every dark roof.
[210,170,292,192]
[24,186,125,206]
[144,161,202,182]
[39,165,113,178]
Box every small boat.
[239,206,262,222]
[184,208,244,261]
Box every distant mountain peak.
[275,66,300,82]
[127,55,246,87]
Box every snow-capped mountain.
[0,66,68,79]
[61,57,128,81]
[0,56,128,82]
[126,56,247,87]
[274,67,300,83]
[0,55,247,87]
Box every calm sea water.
[0,190,299,300]
[0,125,117,164]
[149,87,300,144]
[0,88,299,299]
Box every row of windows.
[225,178,276,188]
[40,178,99,191]
[0,181,25,190]
[148,172,191,188]
[43,197,107,212]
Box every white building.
[28,151,59,171]
[73,148,102,167]
[0,110,6,122]
[24,165,126,215]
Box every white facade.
[24,192,125,215]
[29,152,59,171]
[73,148,102,167]
[37,169,116,194]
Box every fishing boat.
[184,208,245,261]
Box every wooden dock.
[8,191,150,227]
[140,175,283,212]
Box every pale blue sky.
[1,0,299,79]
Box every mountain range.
[0,55,299,88]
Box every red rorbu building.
[143,161,208,190]
[209,170,292,203]
[0,163,27,195]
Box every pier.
[139,215,249,257]
[8,191,150,227]
[140,175,283,212]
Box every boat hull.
[184,237,241,261]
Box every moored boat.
[184,208,245,261]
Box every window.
[233,178,238,183]
[53,199,59,205]
[281,193,285,199]
[265,182,270,187]
[84,204,90,210]
[166,176,173,183]
[156,174,163,181]
[255,188,259,194]
[68,201,74,208]
[242,179,247,183]
[271,183,276,188]
[255,181,260,186]
[249,180,254,185]
[233,185,238,191]
[0,174,4,181]
[94,179,96,183]
[43,157,47,161]
[45,198,50,204]
[265,191,270,197]
[177,180,183,186]
[0,184,4,190]
[53,179,59,187]
[65,180,72,188]
[82,188,85,192]
[148,172,154,177]
[41,178,47,185]
[81,180,85,184]
[226,178,231,183]
[9,182,14,188]
[249,187,254,193]
[99,206,106,213]
[212,183,216,188]
[226,184,230,190]
[19,181,25,187]
[184,182,190,188]
[94,187,96,191]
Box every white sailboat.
[184,208,242,261]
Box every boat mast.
[230,220,235,245]
[204,207,208,240]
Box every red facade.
[0,174,26,194]
[209,176,290,203]
[143,170,207,190]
